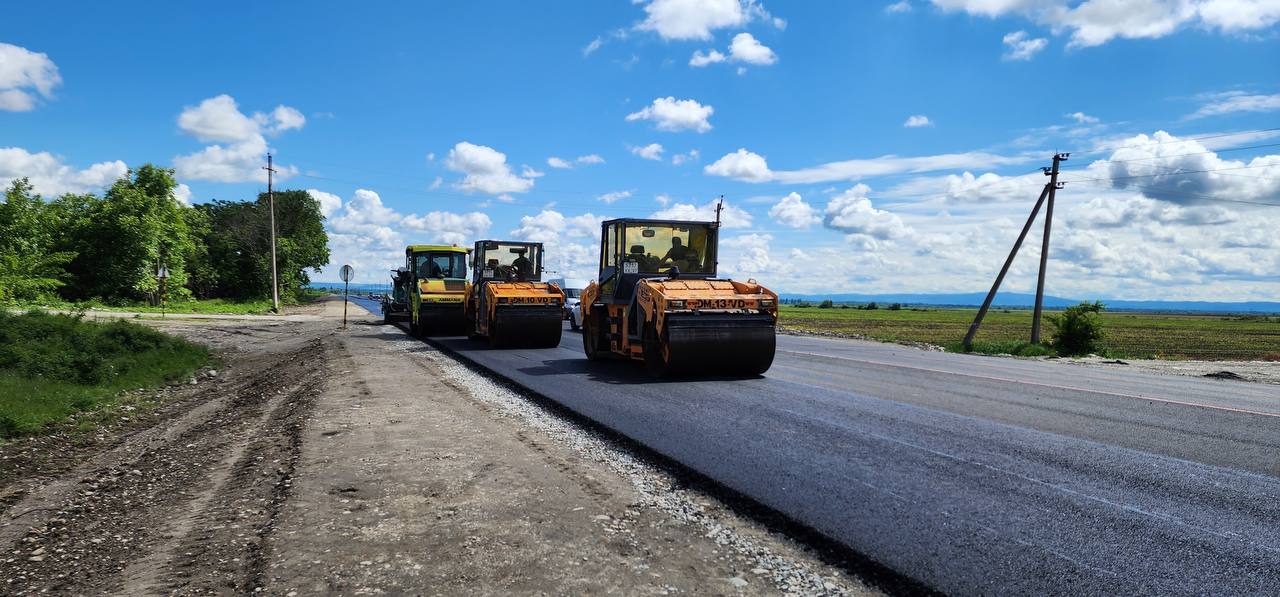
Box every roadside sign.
[340,264,354,329]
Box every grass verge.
[7,289,326,316]
[0,311,209,438]
[780,305,1280,360]
[944,340,1057,357]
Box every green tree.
[0,179,75,301]
[56,165,193,302]
[265,190,330,296]
[187,190,329,300]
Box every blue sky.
[2,1,1278,300]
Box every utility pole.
[1031,153,1068,344]
[264,154,280,313]
[962,183,1051,350]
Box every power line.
[1064,178,1280,208]
[1068,127,1280,158]
[1059,163,1278,185]
[1059,142,1280,169]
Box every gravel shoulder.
[1,298,879,596]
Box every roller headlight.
[668,299,686,309]
[497,297,509,304]
[759,299,775,308]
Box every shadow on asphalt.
[515,358,766,385]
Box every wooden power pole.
[963,152,1069,351]
[1031,153,1067,344]
[264,154,280,313]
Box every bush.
[866,301,879,310]
[887,303,902,311]
[1049,301,1106,356]
[0,310,202,385]
[818,299,834,309]
[0,310,208,437]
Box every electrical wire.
[1058,142,1280,170]
[1067,127,1280,158]
[1063,179,1280,208]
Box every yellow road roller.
[579,217,778,376]
[405,244,470,337]
[464,240,565,347]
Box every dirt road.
[0,298,874,596]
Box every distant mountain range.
[779,291,1280,314]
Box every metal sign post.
[340,264,355,329]
[156,265,170,319]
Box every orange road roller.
[464,240,566,348]
[579,217,778,377]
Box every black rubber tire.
[538,321,563,348]
[488,318,503,348]
[583,314,605,360]
[642,322,672,378]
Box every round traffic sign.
[339,264,355,282]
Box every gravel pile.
[386,331,870,596]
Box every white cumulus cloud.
[0,43,61,111]
[769,192,821,228]
[631,143,666,161]
[445,141,537,196]
[636,0,757,40]
[1002,30,1047,60]
[597,190,633,204]
[904,114,934,128]
[689,49,727,67]
[704,148,773,182]
[932,0,1280,48]
[306,188,343,218]
[626,97,714,133]
[0,147,128,196]
[173,95,305,183]
[729,32,778,65]
[822,185,909,243]
[652,199,752,228]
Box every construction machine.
[381,266,412,323]
[405,244,470,337]
[579,217,778,377]
[464,240,565,347]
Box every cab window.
[415,252,466,279]
[478,243,541,281]
[621,223,713,274]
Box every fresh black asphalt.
[347,297,1280,595]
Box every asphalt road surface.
[348,297,1280,595]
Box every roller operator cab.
[464,240,566,348]
[579,218,779,377]
[405,244,471,337]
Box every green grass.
[8,289,325,316]
[780,305,1280,360]
[0,311,208,438]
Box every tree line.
[0,164,329,304]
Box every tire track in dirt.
[0,337,329,596]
